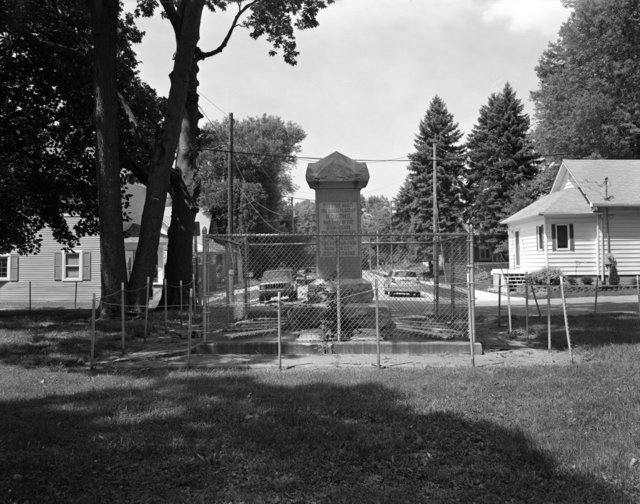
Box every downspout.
[605,207,612,254]
[595,211,601,280]
[543,216,549,270]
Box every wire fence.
[201,232,475,345]
[4,232,483,364]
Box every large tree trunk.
[127,0,204,307]
[87,0,127,318]
[159,58,201,309]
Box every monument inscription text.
[318,201,358,258]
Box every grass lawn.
[1,310,640,503]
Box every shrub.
[608,256,620,286]
[581,276,593,285]
[528,267,563,285]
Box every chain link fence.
[199,233,474,348]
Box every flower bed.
[516,284,639,299]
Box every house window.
[478,246,491,261]
[537,225,544,251]
[63,252,82,280]
[0,255,9,280]
[514,231,520,267]
[556,225,569,249]
[0,255,18,281]
[551,224,575,251]
[54,251,91,281]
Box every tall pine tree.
[395,96,465,235]
[465,83,538,251]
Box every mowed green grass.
[1,310,640,503]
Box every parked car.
[259,269,298,302]
[384,269,421,297]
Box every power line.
[199,92,227,116]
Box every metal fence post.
[187,287,192,370]
[163,278,168,335]
[467,228,476,368]
[559,276,573,363]
[90,293,96,371]
[336,235,341,342]
[375,278,381,369]
[202,227,208,342]
[179,279,183,329]
[144,276,150,343]
[121,282,125,355]
[277,292,282,371]
[546,275,552,351]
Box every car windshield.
[392,270,417,278]
[262,269,292,281]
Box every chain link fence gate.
[198,232,474,351]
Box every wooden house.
[0,185,167,308]
[498,159,640,284]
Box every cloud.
[481,0,570,36]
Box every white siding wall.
[546,215,598,276]
[607,208,640,275]
[507,217,547,272]
[0,218,101,308]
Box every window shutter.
[54,252,62,281]
[569,224,575,251]
[82,252,91,281]
[551,224,557,251]
[10,255,19,282]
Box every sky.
[130,0,571,202]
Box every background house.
[498,159,640,285]
[0,185,167,308]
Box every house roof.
[502,159,640,225]
[501,187,592,224]
[556,159,640,207]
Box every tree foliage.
[361,195,392,236]
[466,83,539,248]
[395,96,466,234]
[198,114,306,234]
[0,0,161,255]
[531,0,640,159]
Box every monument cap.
[306,151,369,189]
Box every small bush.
[581,276,594,285]
[609,263,620,286]
[528,267,563,285]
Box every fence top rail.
[207,232,470,240]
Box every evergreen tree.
[466,83,538,251]
[395,96,466,235]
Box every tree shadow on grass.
[0,373,635,503]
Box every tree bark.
[127,0,204,307]
[160,57,201,309]
[87,0,127,318]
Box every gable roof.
[554,159,640,207]
[502,159,640,225]
[501,187,592,224]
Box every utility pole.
[433,142,440,315]
[227,112,234,236]
[290,196,295,233]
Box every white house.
[0,185,167,308]
[499,159,640,283]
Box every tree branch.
[198,0,258,60]
[159,0,181,33]
[15,30,90,64]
